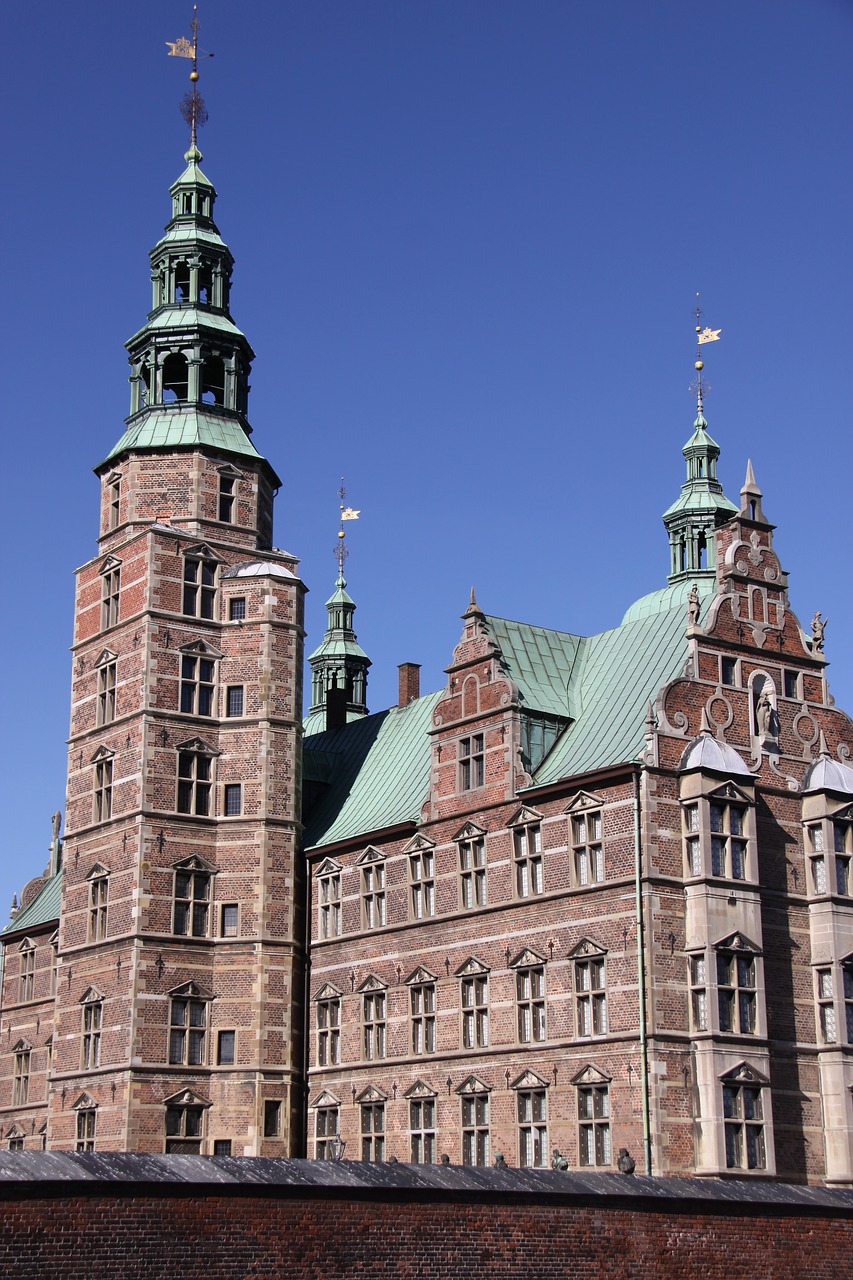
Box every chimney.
[398,663,421,708]
[325,686,348,732]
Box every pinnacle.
[741,458,761,495]
[699,706,714,736]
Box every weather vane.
[334,477,361,577]
[692,292,721,415]
[167,5,214,147]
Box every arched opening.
[201,355,225,406]
[750,500,757,520]
[198,262,213,306]
[698,532,707,569]
[679,538,687,573]
[174,262,190,306]
[182,192,193,216]
[162,353,189,403]
[698,458,705,477]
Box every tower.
[307,501,371,725]
[662,407,737,583]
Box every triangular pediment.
[840,951,853,968]
[454,956,490,978]
[177,639,224,660]
[167,980,213,1000]
[312,982,342,1002]
[80,986,105,1005]
[315,858,342,877]
[216,463,243,480]
[507,804,544,828]
[6,1125,24,1140]
[99,555,122,575]
[94,648,118,668]
[172,854,217,874]
[715,930,762,955]
[719,1061,770,1086]
[86,863,110,880]
[832,804,853,823]
[163,1087,211,1108]
[309,1089,341,1109]
[12,1039,32,1053]
[89,744,115,763]
[402,832,436,855]
[510,1069,550,1091]
[455,1075,492,1096]
[567,936,608,960]
[17,938,35,953]
[174,736,219,756]
[509,947,547,969]
[356,973,388,993]
[105,471,122,485]
[355,1084,388,1103]
[183,543,220,563]
[570,1063,612,1086]
[453,820,487,842]
[405,965,438,986]
[72,1092,97,1111]
[708,781,753,806]
[355,846,386,866]
[564,790,604,815]
[403,1079,438,1100]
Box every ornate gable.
[508,804,543,828]
[509,947,547,969]
[715,930,762,955]
[177,638,224,660]
[719,1061,770,1086]
[80,986,106,1005]
[510,1068,550,1090]
[404,1079,438,1099]
[94,648,118,668]
[90,744,115,763]
[72,1092,98,1111]
[171,853,217,874]
[454,956,490,978]
[564,790,604,815]
[708,780,753,806]
[355,846,386,866]
[566,937,608,960]
[570,1063,612,1086]
[312,982,342,1002]
[355,1083,388,1103]
[455,1075,492,1096]
[356,973,388,993]
[86,862,110,880]
[405,965,438,986]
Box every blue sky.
[1,0,852,914]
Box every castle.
[2,133,852,1185]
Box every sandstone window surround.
[73,1093,97,1153]
[565,791,606,887]
[509,806,544,898]
[458,733,484,792]
[511,948,547,1045]
[106,472,122,531]
[805,806,853,899]
[17,940,35,1004]
[164,1088,210,1155]
[457,1076,491,1166]
[513,1069,550,1168]
[87,865,109,942]
[457,958,490,1050]
[359,976,387,1060]
[681,779,756,883]
[168,983,212,1067]
[92,747,115,824]
[182,545,220,620]
[315,859,342,939]
[569,939,609,1039]
[358,1086,386,1161]
[721,1064,768,1171]
[406,967,437,1055]
[95,650,117,726]
[573,1064,612,1167]
[456,822,487,910]
[11,1041,31,1106]
[406,835,436,920]
[406,1081,438,1163]
[313,984,342,1066]
[80,987,104,1070]
[357,848,386,930]
[217,464,243,524]
[814,955,853,1045]
[100,556,121,631]
[311,1090,341,1159]
[172,856,216,937]
[175,738,217,816]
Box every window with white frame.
[514,823,543,897]
[81,999,103,1070]
[834,817,852,895]
[723,1080,766,1170]
[459,734,484,791]
[717,950,756,1034]
[218,474,236,523]
[168,994,208,1066]
[575,956,607,1037]
[684,803,702,877]
[97,660,117,725]
[410,1097,436,1163]
[362,989,386,1060]
[410,982,436,1054]
[361,861,386,929]
[173,866,211,936]
[461,974,489,1048]
[93,758,113,822]
[409,850,435,919]
[101,564,120,629]
[689,954,708,1031]
[816,968,836,1043]
[516,966,546,1043]
[361,1102,385,1160]
[318,870,341,939]
[459,836,486,909]
[88,875,108,941]
[177,747,212,815]
[578,1083,610,1166]
[315,1106,339,1159]
[18,946,35,1003]
[76,1107,97,1153]
[180,654,215,716]
[12,1046,30,1106]
[573,811,603,885]
[517,1089,547,1167]
[461,1092,490,1165]
[183,553,217,619]
[317,996,341,1066]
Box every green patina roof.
[3,870,62,936]
[485,616,582,719]
[171,146,215,191]
[127,307,248,344]
[100,409,266,470]
[621,577,711,625]
[308,636,371,662]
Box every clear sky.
[1,0,852,916]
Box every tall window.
[180,655,215,716]
[723,1082,765,1169]
[226,685,244,718]
[264,1101,281,1137]
[816,968,836,1043]
[165,1102,204,1154]
[217,1030,236,1065]
[173,868,210,936]
[578,1084,610,1166]
[517,1089,547,1167]
[361,1103,385,1160]
[461,1092,489,1165]
[183,555,217,619]
[76,1108,97,1153]
[411,982,436,1054]
[12,1048,30,1106]
[81,1001,102,1070]
[459,837,486,909]
[18,947,35,1003]
[845,965,853,1044]
[689,954,708,1031]
[362,863,385,929]
[410,851,435,919]
[177,749,212,815]
[710,798,747,878]
[573,811,603,885]
[717,951,756,1034]
[223,783,242,816]
[94,759,113,822]
[220,904,238,936]
[101,566,120,629]
[315,1106,339,1159]
[834,818,852,896]
[410,1098,436,1163]
[684,803,701,877]
[108,477,121,530]
[97,661,117,725]
[169,996,208,1066]
[363,990,386,1060]
[459,734,484,791]
[514,824,543,897]
[317,997,341,1066]
[461,975,489,1048]
[88,876,108,941]
[516,966,546,1043]
[319,872,341,939]
[575,957,607,1037]
[218,475,236,523]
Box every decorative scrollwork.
[706,693,734,732]
[838,742,850,763]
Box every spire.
[308,484,371,720]
[739,458,768,523]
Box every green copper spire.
[308,574,372,718]
[662,408,737,583]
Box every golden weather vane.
[167,5,215,147]
[334,478,361,577]
[692,293,721,415]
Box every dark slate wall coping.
[0,1153,851,1215]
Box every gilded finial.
[691,293,721,416]
[167,5,214,148]
[334,477,361,577]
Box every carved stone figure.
[811,611,827,653]
[687,583,701,626]
[617,1147,636,1175]
[756,688,774,738]
[551,1149,569,1171]
[493,1151,507,1168]
[51,811,62,843]
[439,1153,451,1165]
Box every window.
[220,903,238,937]
[94,758,113,822]
[690,954,708,1031]
[833,819,852,896]
[180,655,215,716]
[411,982,436,1054]
[317,997,341,1066]
[361,1102,385,1161]
[461,1092,489,1165]
[516,967,546,1043]
[218,475,235,523]
[459,734,484,791]
[717,951,756,1034]
[315,1106,339,1159]
[177,749,212,815]
[845,966,853,1043]
[461,975,489,1048]
[82,1000,102,1069]
[410,851,435,919]
[573,810,603,885]
[319,872,341,939]
[89,876,108,941]
[459,837,486,909]
[783,669,799,699]
[723,1082,765,1169]
[226,685,244,717]
[97,661,117,725]
[183,555,217,619]
[224,783,242,816]
[76,1108,96,1153]
[108,478,121,530]
[229,597,246,621]
[173,867,210,936]
[101,566,120,629]
[684,803,702,877]
[575,957,607,1037]
[12,1049,30,1106]
[514,824,543,897]
[217,1030,236,1065]
[809,823,827,894]
[165,1102,204,1153]
[50,940,59,996]
[264,1100,281,1138]
[363,990,386,1059]
[710,798,747,878]
[410,1098,436,1163]
[816,968,836,1043]
[578,1084,610,1166]
[213,1139,232,1157]
[362,862,385,929]
[7,1135,24,1153]
[517,1089,547,1167]
[169,996,208,1066]
[18,947,35,1003]
[721,657,737,687]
